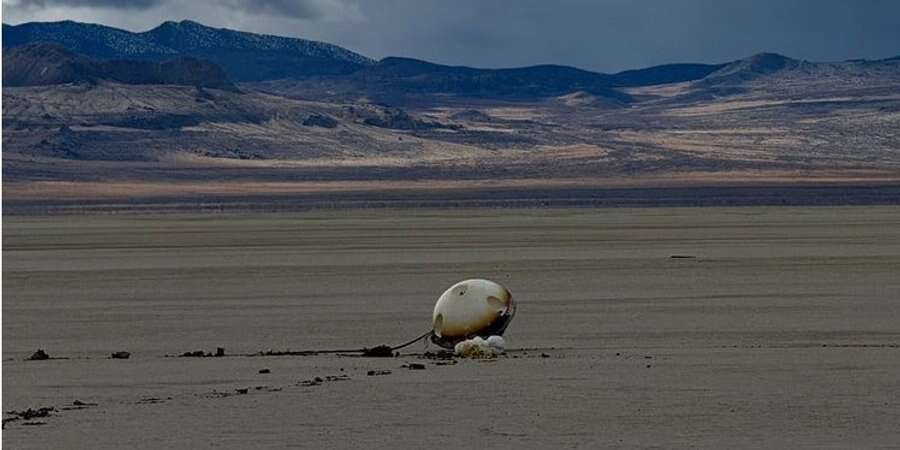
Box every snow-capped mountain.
[3,19,373,81]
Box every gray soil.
[3,206,900,448]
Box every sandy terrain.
[4,206,900,448]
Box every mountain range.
[3,20,732,102]
[3,20,900,211]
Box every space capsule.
[431,279,516,349]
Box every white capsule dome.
[431,279,516,349]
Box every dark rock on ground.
[258,368,271,374]
[110,351,131,359]
[362,345,394,357]
[27,349,50,360]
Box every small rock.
[235,388,249,394]
[215,347,225,357]
[367,370,392,376]
[73,400,98,407]
[258,368,271,374]
[27,349,50,361]
[540,353,550,358]
[110,351,131,359]
[405,363,426,370]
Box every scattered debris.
[61,400,98,411]
[253,385,282,392]
[7,407,55,420]
[421,350,456,360]
[136,397,169,405]
[203,391,234,399]
[180,348,225,358]
[110,351,131,359]
[367,370,392,376]
[258,368,271,374]
[253,349,317,357]
[254,386,282,392]
[27,349,50,361]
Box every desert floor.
[3,206,900,448]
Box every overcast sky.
[3,0,899,73]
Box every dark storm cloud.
[4,0,900,72]
[219,0,334,19]
[12,0,161,9]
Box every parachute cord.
[390,330,434,351]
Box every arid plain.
[4,206,899,448]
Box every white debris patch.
[454,336,506,359]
